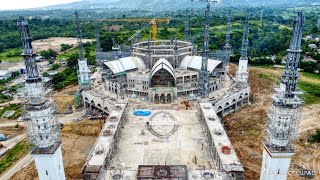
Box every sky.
[0,0,81,10]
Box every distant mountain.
[42,0,319,10]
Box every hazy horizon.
[0,0,81,10]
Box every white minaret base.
[260,144,295,180]
[32,142,66,180]
[236,59,248,85]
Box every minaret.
[199,2,211,98]
[173,38,179,68]
[260,12,304,180]
[75,10,91,89]
[95,21,103,65]
[223,9,232,74]
[18,17,65,180]
[224,9,232,52]
[184,8,190,42]
[236,11,249,87]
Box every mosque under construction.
[79,3,250,180]
[18,0,305,179]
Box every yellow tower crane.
[98,18,170,41]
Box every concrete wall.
[82,91,114,114]
[32,145,65,180]
[212,87,250,117]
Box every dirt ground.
[32,37,94,53]
[11,120,103,180]
[226,64,320,180]
[8,65,320,179]
[53,85,78,114]
[0,126,25,138]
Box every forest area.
[0,6,319,72]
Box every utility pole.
[260,12,304,180]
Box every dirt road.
[0,154,32,180]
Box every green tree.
[50,63,60,71]
[67,53,79,68]
[311,26,319,34]
[60,44,73,51]
[40,49,58,60]
[300,61,319,73]
[0,43,4,53]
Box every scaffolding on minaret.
[18,16,60,149]
[75,10,84,61]
[75,10,91,89]
[199,2,211,98]
[224,9,231,51]
[95,21,103,65]
[184,8,190,42]
[267,12,304,146]
[95,21,102,53]
[74,10,91,108]
[196,0,220,98]
[241,11,249,61]
[18,16,66,180]
[260,12,304,180]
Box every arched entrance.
[154,94,159,104]
[151,69,175,87]
[150,58,175,88]
[160,94,166,104]
[167,94,172,103]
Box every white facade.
[78,60,91,86]
[236,59,248,83]
[260,145,294,180]
[32,144,66,180]
[25,81,46,105]
[28,106,57,148]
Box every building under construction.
[80,0,251,179]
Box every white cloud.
[0,0,81,10]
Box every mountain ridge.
[41,0,319,10]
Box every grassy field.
[57,49,78,60]
[0,104,23,119]
[0,140,29,174]
[298,80,320,105]
[0,48,22,62]
[257,68,320,105]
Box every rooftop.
[86,103,127,166]
[199,103,244,172]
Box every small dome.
[131,93,137,99]
[0,134,6,139]
[188,93,196,100]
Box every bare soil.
[11,120,103,180]
[0,126,25,137]
[226,64,320,180]
[32,37,94,53]
[53,85,78,114]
